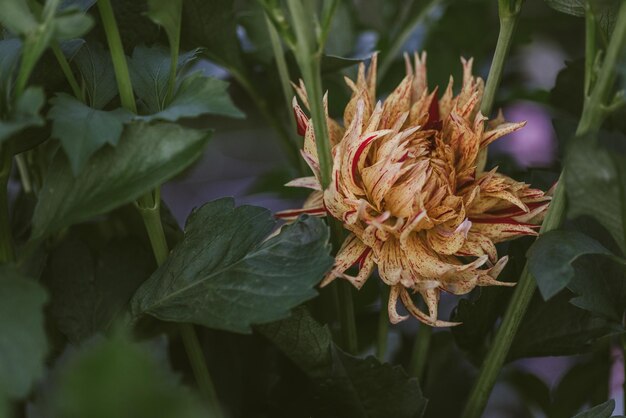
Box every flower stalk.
[282,0,359,353]
[461,3,626,417]
[476,0,523,173]
[97,1,222,414]
[0,147,14,263]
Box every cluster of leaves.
[1,0,625,417]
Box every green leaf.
[48,334,208,418]
[73,42,118,109]
[48,94,133,174]
[565,136,626,252]
[141,72,244,122]
[0,265,48,399]
[146,0,182,54]
[132,199,333,333]
[44,238,154,343]
[259,308,428,418]
[544,0,585,16]
[31,122,211,240]
[572,400,618,418]
[528,230,622,300]
[128,45,200,113]
[257,306,334,377]
[568,252,626,321]
[0,86,45,143]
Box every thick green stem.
[0,148,14,263]
[227,64,302,173]
[179,323,222,418]
[462,4,626,417]
[378,0,442,80]
[285,0,358,352]
[376,285,390,360]
[136,191,168,265]
[287,0,332,188]
[337,281,358,354]
[97,0,137,113]
[584,4,596,97]
[51,42,83,101]
[265,15,299,140]
[409,322,433,383]
[98,1,221,412]
[476,0,521,173]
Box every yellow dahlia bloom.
[278,53,551,327]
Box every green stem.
[584,3,596,97]
[476,0,521,173]
[287,0,332,188]
[409,322,433,383]
[337,280,358,354]
[51,42,83,101]
[461,4,626,417]
[98,1,221,412]
[179,323,223,418]
[0,148,14,263]
[265,15,298,135]
[97,0,137,113]
[136,191,168,265]
[578,3,626,135]
[378,0,441,80]
[286,0,358,352]
[227,64,302,173]
[376,285,390,360]
[164,15,181,106]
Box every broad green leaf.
[128,45,200,113]
[572,400,618,418]
[528,230,623,300]
[0,87,45,143]
[181,0,245,71]
[48,334,208,418]
[257,306,334,377]
[49,94,133,174]
[0,266,48,399]
[141,72,244,122]
[31,122,211,239]
[259,308,428,418]
[73,42,118,109]
[565,136,626,252]
[543,0,620,37]
[132,198,333,333]
[146,0,182,53]
[44,238,153,343]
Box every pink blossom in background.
[490,101,557,168]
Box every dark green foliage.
[259,307,428,418]
[0,266,48,399]
[31,122,211,239]
[132,199,333,333]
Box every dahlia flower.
[277,53,551,327]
